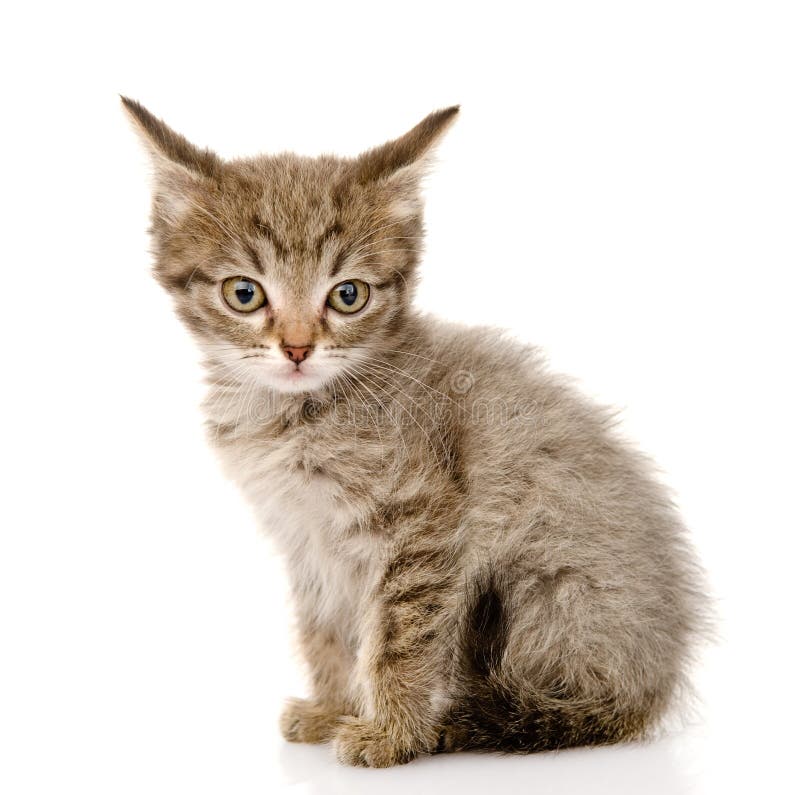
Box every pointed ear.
[352,105,459,186]
[121,97,222,223]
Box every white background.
[1,2,798,792]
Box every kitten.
[124,98,709,767]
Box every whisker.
[353,363,441,426]
[345,220,407,253]
[204,362,258,417]
[355,355,460,408]
[343,254,413,291]
[338,376,380,455]
[341,366,411,464]
[345,235,424,264]
[181,251,230,289]
[366,345,447,367]
[348,362,440,457]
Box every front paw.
[279,698,342,744]
[333,717,415,767]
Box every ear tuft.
[353,105,460,184]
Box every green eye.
[327,280,370,314]
[222,277,267,313]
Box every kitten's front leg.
[333,544,455,767]
[280,621,355,744]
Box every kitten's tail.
[440,572,652,754]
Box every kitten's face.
[155,156,421,395]
[124,100,458,395]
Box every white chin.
[264,368,330,394]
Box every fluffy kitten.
[124,98,708,767]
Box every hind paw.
[279,698,343,744]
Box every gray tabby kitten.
[124,98,708,767]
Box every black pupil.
[339,282,358,306]
[235,281,255,304]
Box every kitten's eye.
[221,277,267,313]
[327,280,370,314]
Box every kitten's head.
[123,98,457,394]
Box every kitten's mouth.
[238,354,336,395]
[270,360,330,393]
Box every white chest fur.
[214,427,386,647]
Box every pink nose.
[283,344,313,364]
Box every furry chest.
[219,433,385,634]
[263,466,385,637]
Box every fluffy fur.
[124,97,709,767]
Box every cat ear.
[121,96,222,223]
[352,106,459,217]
